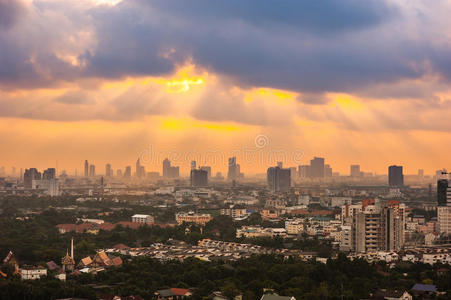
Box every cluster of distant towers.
[267,156,407,193]
[83,159,148,179]
[81,156,243,187]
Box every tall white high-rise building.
[438,206,451,235]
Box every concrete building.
[341,204,363,224]
[437,179,451,207]
[42,168,56,180]
[298,165,310,178]
[346,202,405,253]
[267,166,291,192]
[163,158,179,179]
[89,164,96,177]
[437,179,451,236]
[221,205,248,219]
[84,160,89,177]
[105,164,112,177]
[340,225,353,251]
[124,166,131,178]
[200,166,212,179]
[310,157,325,178]
[131,214,154,224]
[190,169,208,187]
[227,157,239,181]
[136,159,145,178]
[24,168,41,189]
[324,164,332,177]
[438,206,451,235]
[32,178,61,196]
[350,165,361,177]
[388,165,404,187]
[285,219,305,235]
[21,266,47,280]
[176,212,212,226]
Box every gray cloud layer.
[0,0,450,98]
[0,0,25,29]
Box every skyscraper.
[24,168,41,189]
[267,166,291,192]
[310,157,325,178]
[227,157,238,181]
[437,179,451,207]
[190,169,208,187]
[352,204,404,253]
[105,164,112,177]
[290,167,297,180]
[43,168,56,180]
[418,169,424,178]
[170,166,180,178]
[324,164,332,177]
[162,158,179,178]
[437,206,451,235]
[350,165,361,177]
[191,161,196,170]
[124,166,131,178]
[84,160,89,177]
[388,165,404,187]
[163,158,171,178]
[135,159,145,178]
[200,166,212,179]
[298,165,310,178]
[89,164,96,177]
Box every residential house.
[155,288,192,300]
[411,284,437,297]
[260,294,296,300]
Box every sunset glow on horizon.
[1,0,451,176]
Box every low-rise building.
[260,294,296,300]
[21,266,47,280]
[285,219,305,235]
[155,288,192,300]
[221,205,248,219]
[131,214,154,224]
[261,209,279,220]
[236,226,287,238]
[176,212,212,226]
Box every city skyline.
[5,157,449,178]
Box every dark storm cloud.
[81,1,180,79]
[0,41,79,89]
[146,0,396,34]
[80,0,423,93]
[1,0,451,99]
[0,0,25,30]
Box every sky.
[1,0,451,175]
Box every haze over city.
[2,1,451,300]
[1,0,451,174]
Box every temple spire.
[71,237,74,259]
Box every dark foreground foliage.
[1,254,451,300]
